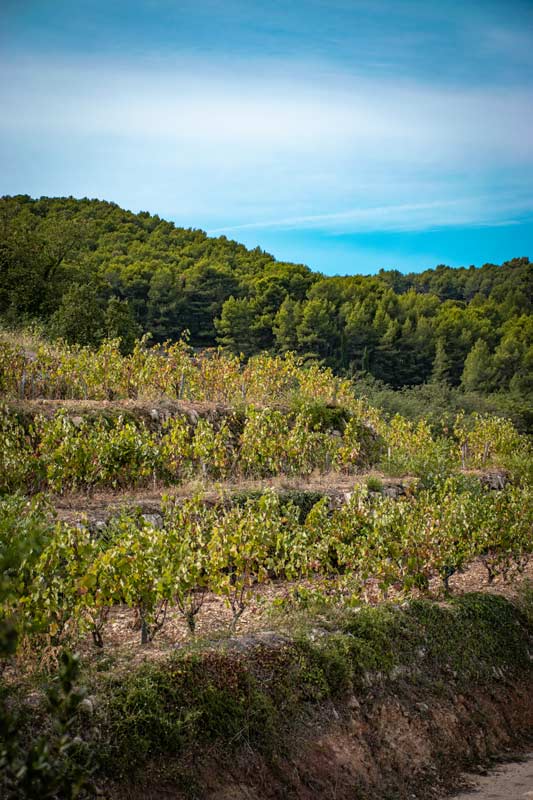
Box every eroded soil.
[108,675,533,800]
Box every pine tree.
[296,298,339,361]
[215,296,257,357]
[431,339,452,384]
[461,339,494,392]
[273,297,301,352]
[48,284,105,347]
[105,298,142,355]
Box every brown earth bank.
[108,675,533,800]
[6,397,233,427]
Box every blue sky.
[1,0,532,275]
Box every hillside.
[1,195,531,400]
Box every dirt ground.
[451,753,533,799]
[51,470,404,524]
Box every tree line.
[1,194,531,399]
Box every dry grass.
[51,471,408,525]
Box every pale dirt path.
[451,755,533,799]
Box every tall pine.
[431,338,452,384]
[461,339,494,392]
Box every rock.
[382,483,406,499]
[479,471,509,490]
[79,696,96,714]
[142,513,163,528]
[346,694,360,710]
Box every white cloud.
[1,53,533,233]
[3,55,533,154]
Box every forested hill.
[1,194,531,395]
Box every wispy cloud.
[208,197,530,236]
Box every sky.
[1,0,533,275]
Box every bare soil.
[10,398,231,418]
[108,672,533,800]
[51,471,392,520]
[451,753,533,799]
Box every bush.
[365,476,383,492]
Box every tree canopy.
[1,194,531,399]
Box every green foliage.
[48,284,105,348]
[0,407,35,493]
[471,484,533,584]
[1,196,531,395]
[160,494,214,634]
[273,296,302,352]
[104,297,142,355]
[356,373,533,435]
[215,296,261,357]
[382,415,456,487]
[454,411,533,483]
[239,406,290,476]
[238,405,341,477]
[190,417,233,479]
[289,399,349,432]
[0,400,387,493]
[461,338,494,392]
[296,297,339,361]
[0,389,531,654]
[35,412,158,493]
[0,498,94,800]
[98,662,191,772]
[160,415,192,480]
[0,652,94,799]
[207,491,300,627]
[298,478,533,598]
[516,581,533,627]
[0,494,54,648]
[431,338,452,384]
[365,476,383,492]
[94,511,169,644]
[231,488,325,523]
[336,415,384,471]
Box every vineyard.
[1,330,533,798]
[0,333,358,405]
[3,477,532,651]
[1,331,532,648]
